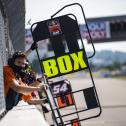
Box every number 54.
[53,83,68,94]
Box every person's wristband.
[30,43,37,50]
[37,78,42,83]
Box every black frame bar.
[30,3,102,126]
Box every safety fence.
[0,7,7,118]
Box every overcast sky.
[25,0,126,52]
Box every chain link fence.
[0,0,25,119]
[0,8,7,118]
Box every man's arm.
[25,43,38,56]
[25,48,32,56]
[8,79,43,94]
[27,98,46,105]
[29,81,40,87]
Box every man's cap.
[12,51,26,60]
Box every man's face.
[14,57,26,68]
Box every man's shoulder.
[3,65,13,73]
[3,65,16,80]
[4,65,11,69]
